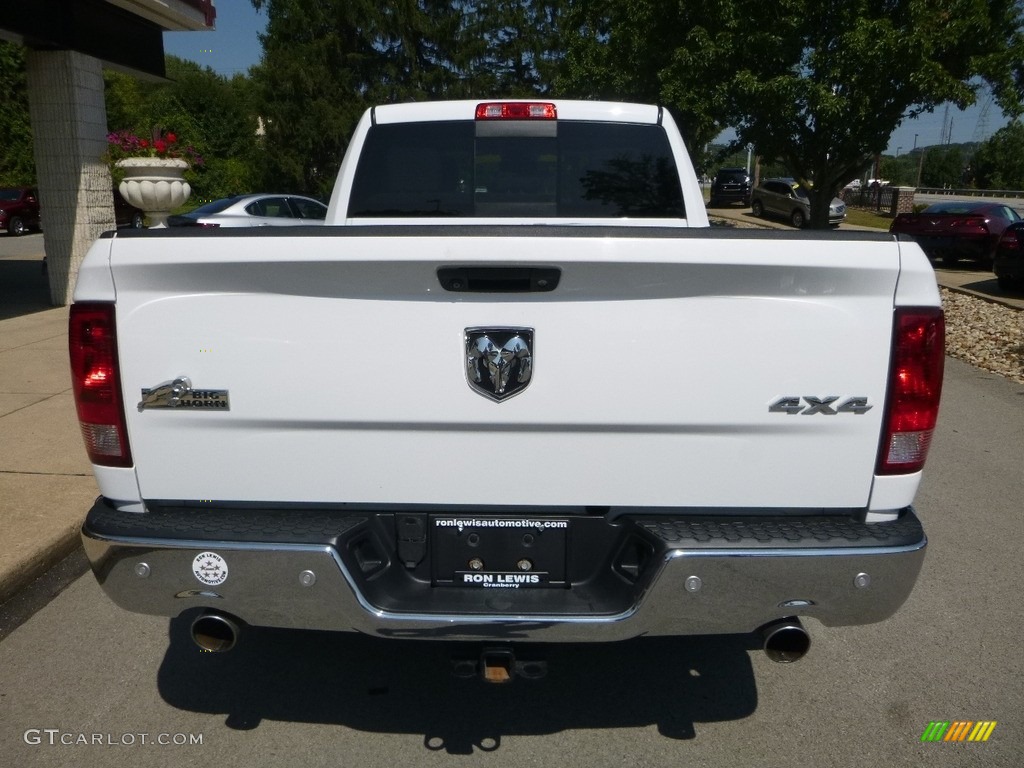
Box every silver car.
[167,194,327,227]
[750,178,846,228]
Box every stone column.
[25,50,116,306]
[891,187,917,216]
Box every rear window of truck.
[347,121,685,219]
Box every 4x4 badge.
[465,328,534,402]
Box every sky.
[163,0,1012,155]
[162,0,267,78]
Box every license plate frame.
[430,516,569,588]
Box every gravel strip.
[941,287,1024,384]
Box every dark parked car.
[709,168,751,207]
[993,220,1024,291]
[889,201,1022,266]
[0,187,41,235]
[751,178,846,228]
[114,193,144,229]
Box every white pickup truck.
[73,100,944,675]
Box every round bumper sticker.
[192,552,228,586]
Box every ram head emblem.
[465,328,534,402]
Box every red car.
[890,201,1022,266]
[0,187,42,236]
[993,221,1024,292]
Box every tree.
[555,0,735,173]
[456,0,563,96]
[972,121,1024,189]
[558,0,1024,227]
[920,145,967,188]
[0,41,35,186]
[248,0,384,196]
[248,0,565,196]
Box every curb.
[0,527,82,607]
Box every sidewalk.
[0,238,97,605]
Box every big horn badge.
[465,328,534,402]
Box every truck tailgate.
[106,227,899,510]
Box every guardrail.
[916,187,1024,199]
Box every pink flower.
[105,128,203,167]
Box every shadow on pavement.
[0,259,52,321]
[157,611,759,754]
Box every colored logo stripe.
[921,721,996,742]
[969,722,997,742]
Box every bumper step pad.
[637,514,923,549]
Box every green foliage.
[972,121,1024,189]
[920,145,967,188]
[0,41,35,186]
[558,0,1024,227]
[247,0,564,197]
[246,0,376,196]
[555,0,737,171]
[5,1,1024,216]
[104,56,260,199]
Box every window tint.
[191,198,240,216]
[246,197,293,218]
[347,120,684,218]
[925,203,973,215]
[290,197,327,219]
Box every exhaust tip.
[191,612,239,653]
[761,618,810,663]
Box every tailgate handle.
[437,266,561,293]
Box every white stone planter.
[115,157,191,228]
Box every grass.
[841,208,894,230]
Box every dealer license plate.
[430,516,569,588]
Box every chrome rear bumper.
[82,499,926,643]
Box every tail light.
[951,216,988,234]
[996,226,1021,254]
[476,102,557,120]
[877,307,944,475]
[69,303,132,467]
